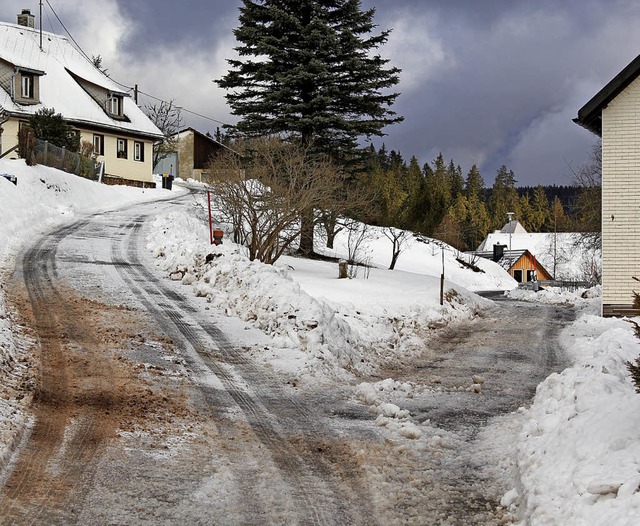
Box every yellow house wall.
[601,75,640,307]
[87,133,153,182]
[0,119,20,157]
[0,117,154,182]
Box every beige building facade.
[575,54,640,316]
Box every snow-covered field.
[1,161,639,524]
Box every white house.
[574,52,640,316]
[476,220,601,283]
[0,10,163,185]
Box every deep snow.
[1,160,639,525]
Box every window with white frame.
[107,94,123,117]
[93,134,104,156]
[21,74,33,99]
[117,138,128,159]
[133,141,144,162]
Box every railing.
[519,280,594,292]
[33,138,100,181]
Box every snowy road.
[0,193,575,525]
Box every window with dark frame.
[93,134,104,156]
[117,138,128,159]
[133,141,144,162]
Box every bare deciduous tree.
[571,141,601,251]
[207,138,344,264]
[341,219,373,278]
[382,226,410,270]
[144,100,182,168]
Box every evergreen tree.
[28,107,80,152]
[448,160,465,200]
[489,165,520,229]
[518,193,534,231]
[404,156,423,202]
[416,153,451,235]
[464,164,485,200]
[465,193,490,249]
[217,0,402,255]
[529,184,551,232]
[547,196,569,232]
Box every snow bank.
[507,301,640,525]
[146,207,494,381]
[507,285,602,309]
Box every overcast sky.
[3,0,640,186]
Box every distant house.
[475,244,553,284]
[0,10,163,185]
[476,221,600,282]
[154,128,236,183]
[574,52,640,316]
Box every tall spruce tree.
[217,0,403,255]
[464,164,485,200]
[489,165,519,229]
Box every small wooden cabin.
[475,247,553,283]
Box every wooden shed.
[475,248,553,283]
[154,127,236,183]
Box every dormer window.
[107,93,123,117]
[13,68,42,104]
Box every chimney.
[17,9,35,28]
[492,243,506,262]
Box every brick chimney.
[17,9,35,28]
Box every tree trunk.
[298,208,315,257]
[389,243,400,270]
[323,211,338,249]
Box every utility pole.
[507,211,515,250]
[440,246,445,306]
[39,1,43,51]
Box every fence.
[33,138,101,181]
[519,280,594,292]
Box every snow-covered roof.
[173,127,242,157]
[500,220,527,234]
[474,249,527,271]
[475,231,600,281]
[0,21,162,139]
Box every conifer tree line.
[359,144,593,252]
[214,0,600,262]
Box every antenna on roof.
[39,1,43,51]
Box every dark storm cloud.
[2,0,639,186]
[357,0,640,185]
[115,0,239,52]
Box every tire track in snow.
[111,211,375,525]
[0,219,117,526]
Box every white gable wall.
[602,75,640,307]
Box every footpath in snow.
[0,159,181,470]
